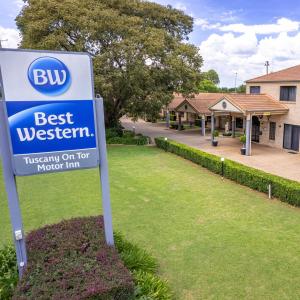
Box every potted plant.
[240,134,246,155]
[212,130,219,146]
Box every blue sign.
[27,57,72,96]
[6,100,96,155]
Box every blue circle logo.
[28,56,71,96]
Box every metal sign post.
[0,49,114,277]
[95,95,114,245]
[0,99,27,278]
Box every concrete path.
[122,118,300,182]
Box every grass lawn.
[1,145,300,299]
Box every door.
[252,116,260,142]
[283,124,300,151]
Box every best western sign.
[0,50,98,175]
[0,49,114,277]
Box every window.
[250,86,261,94]
[280,86,296,101]
[269,122,276,140]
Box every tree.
[203,69,220,85]
[16,0,203,126]
[197,79,219,93]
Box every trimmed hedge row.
[155,137,300,207]
[107,136,149,145]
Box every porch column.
[201,115,206,136]
[232,116,236,138]
[211,113,215,145]
[242,117,246,131]
[178,113,182,131]
[245,114,252,156]
[166,110,170,128]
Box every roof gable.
[209,96,243,113]
[246,65,300,83]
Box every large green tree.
[16,0,203,126]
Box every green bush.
[155,137,300,207]
[0,246,18,300]
[133,271,172,300]
[240,134,246,144]
[114,233,172,300]
[114,232,157,274]
[107,136,149,145]
[123,130,135,138]
[106,127,123,139]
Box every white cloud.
[174,2,187,11]
[220,18,299,34]
[0,26,20,48]
[199,29,300,87]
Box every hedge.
[2,220,171,300]
[13,216,134,300]
[155,137,300,207]
[107,136,149,145]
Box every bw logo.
[28,57,71,96]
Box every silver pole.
[95,95,114,246]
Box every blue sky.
[1,0,300,86]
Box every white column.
[201,115,206,136]
[232,116,236,138]
[166,110,170,128]
[211,113,215,145]
[178,113,182,130]
[245,114,252,156]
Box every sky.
[1,0,300,87]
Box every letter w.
[16,128,35,142]
[47,70,66,85]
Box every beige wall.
[246,81,300,149]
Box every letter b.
[33,69,48,85]
[34,112,47,126]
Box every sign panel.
[0,49,99,175]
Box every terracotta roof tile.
[246,65,300,83]
[213,94,289,113]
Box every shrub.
[133,271,172,300]
[13,216,134,300]
[107,135,149,146]
[240,134,246,144]
[213,130,219,138]
[0,246,18,300]
[106,127,123,139]
[222,132,232,137]
[123,130,135,138]
[114,232,157,274]
[114,233,172,300]
[155,137,300,207]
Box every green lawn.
[1,145,300,299]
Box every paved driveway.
[122,118,300,182]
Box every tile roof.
[169,93,225,114]
[246,65,300,83]
[211,94,289,113]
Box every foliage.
[114,232,172,300]
[106,127,124,139]
[240,134,246,144]
[133,271,172,300]
[213,130,219,138]
[197,79,219,93]
[202,69,220,85]
[13,216,134,300]
[155,137,300,207]
[17,0,202,127]
[222,132,232,136]
[107,136,149,145]
[219,85,246,93]
[114,232,157,274]
[0,246,18,300]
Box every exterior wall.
[246,81,300,150]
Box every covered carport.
[209,94,289,155]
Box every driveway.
[121,117,300,182]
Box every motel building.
[165,64,300,155]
